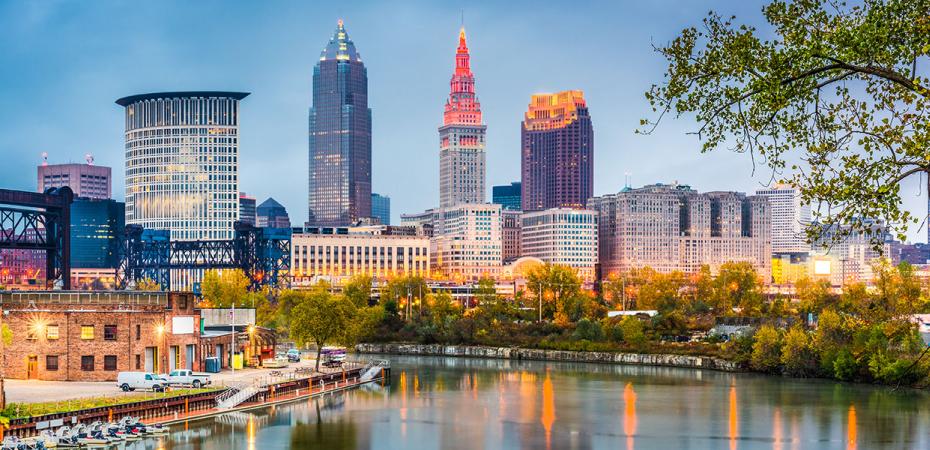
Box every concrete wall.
[356,343,742,372]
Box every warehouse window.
[46,355,59,371]
[104,325,117,341]
[81,356,94,371]
[80,326,94,340]
[104,355,117,371]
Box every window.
[136,324,141,341]
[80,326,94,340]
[46,325,59,340]
[104,325,117,341]
[81,356,94,371]
[46,355,59,371]
[104,355,117,371]
[135,354,141,370]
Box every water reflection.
[146,355,930,449]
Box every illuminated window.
[81,326,94,340]
[46,325,59,340]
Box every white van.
[117,372,167,392]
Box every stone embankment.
[356,343,742,372]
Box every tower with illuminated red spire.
[439,27,486,208]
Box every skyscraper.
[38,162,111,199]
[492,182,522,211]
[371,192,391,225]
[239,192,257,226]
[439,27,486,208]
[116,91,247,241]
[755,184,811,254]
[257,198,291,228]
[521,91,593,212]
[309,20,372,226]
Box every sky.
[0,0,925,242]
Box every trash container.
[205,357,220,373]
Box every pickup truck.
[162,369,211,388]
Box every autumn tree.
[343,274,373,308]
[795,276,836,315]
[201,269,251,308]
[644,0,930,247]
[289,288,358,372]
[526,264,583,324]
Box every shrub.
[781,326,818,377]
[573,318,604,341]
[621,317,647,349]
[750,325,782,373]
[833,349,859,381]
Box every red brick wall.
[2,301,201,382]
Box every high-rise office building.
[257,198,291,228]
[116,91,247,241]
[588,183,770,278]
[38,162,111,199]
[501,210,522,263]
[371,193,391,225]
[520,208,598,282]
[492,182,522,211]
[521,91,593,212]
[309,20,372,226]
[117,91,247,289]
[70,198,125,269]
[439,28,486,208]
[755,184,811,254]
[239,192,257,226]
[403,204,502,280]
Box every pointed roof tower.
[320,19,361,62]
[443,27,482,126]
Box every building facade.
[521,91,594,212]
[291,227,430,285]
[439,28,487,208]
[755,184,811,254]
[256,198,291,228]
[492,182,522,211]
[589,184,771,278]
[1,291,202,381]
[38,162,111,199]
[501,209,522,263]
[71,197,125,269]
[239,192,257,226]
[429,204,502,280]
[520,208,598,282]
[371,193,391,225]
[308,20,372,226]
[117,91,246,242]
[812,219,892,286]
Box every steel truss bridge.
[116,222,290,291]
[0,187,74,289]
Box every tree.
[134,278,161,291]
[380,275,428,319]
[527,264,583,324]
[795,277,836,315]
[201,269,251,308]
[644,0,930,246]
[343,274,373,308]
[289,289,358,372]
[708,262,765,315]
[781,325,818,377]
[751,325,782,373]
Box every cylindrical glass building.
[116,91,249,242]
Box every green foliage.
[572,318,604,342]
[781,325,818,377]
[527,263,583,324]
[343,274,373,308]
[288,287,359,371]
[644,0,930,246]
[751,325,782,373]
[620,317,647,349]
[1,323,11,346]
[832,350,859,381]
[795,277,836,315]
[706,262,765,315]
[200,269,251,308]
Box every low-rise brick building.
[0,291,202,381]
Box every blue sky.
[0,0,925,242]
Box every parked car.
[117,372,167,392]
[286,348,301,362]
[161,369,211,388]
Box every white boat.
[70,424,110,447]
[1,435,47,450]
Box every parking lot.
[4,356,333,404]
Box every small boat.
[51,427,81,449]
[88,421,122,444]
[1,436,47,450]
[118,416,169,436]
[70,424,110,447]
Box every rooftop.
[115,91,250,107]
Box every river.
[142,355,929,449]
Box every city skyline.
[1,1,926,242]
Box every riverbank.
[356,343,742,372]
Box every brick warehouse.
[0,291,202,381]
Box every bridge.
[0,187,74,289]
[116,222,291,291]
